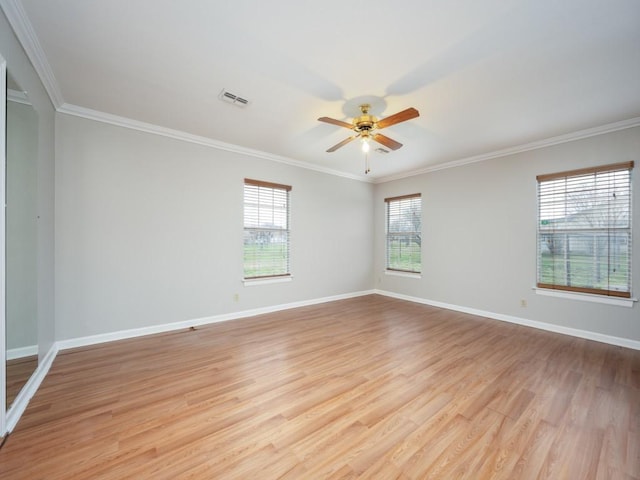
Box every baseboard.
[6,344,38,360]
[57,289,377,351]
[375,289,640,351]
[6,343,58,432]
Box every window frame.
[385,193,422,274]
[243,178,292,281]
[536,161,633,299]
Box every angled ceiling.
[10,0,640,181]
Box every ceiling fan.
[318,103,420,153]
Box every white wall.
[55,114,374,340]
[6,100,38,351]
[375,126,640,342]
[0,8,56,360]
[56,114,640,345]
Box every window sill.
[243,276,292,287]
[533,287,636,308]
[385,270,422,279]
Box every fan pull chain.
[365,153,370,174]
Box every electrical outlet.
[520,299,527,308]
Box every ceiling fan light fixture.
[361,137,370,153]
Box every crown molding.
[2,1,638,185]
[5,0,636,183]
[58,102,640,186]
[7,87,29,105]
[374,116,640,184]
[0,0,64,108]
[0,0,367,184]
[57,103,373,183]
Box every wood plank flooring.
[0,295,638,479]
[6,355,38,408]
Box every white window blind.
[386,193,422,273]
[537,161,633,298]
[244,179,291,279]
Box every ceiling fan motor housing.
[353,115,376,132]
[353,103,377,132]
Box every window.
[537,162,633,298]
[386,194,422,273]
[243,179,291,279]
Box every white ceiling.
[13,0,640,181]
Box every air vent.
[375,147,390,154]
[219,89,250,107]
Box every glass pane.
[608,232,631,292]
[538,232,630,292]
[244,229,289,278]
[387,234,421,272]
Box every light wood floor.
[1,295,638,479]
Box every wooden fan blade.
[372,133,403,151]
[318,117,353,129]
[376,107,419,129]
[327,135,356,152]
